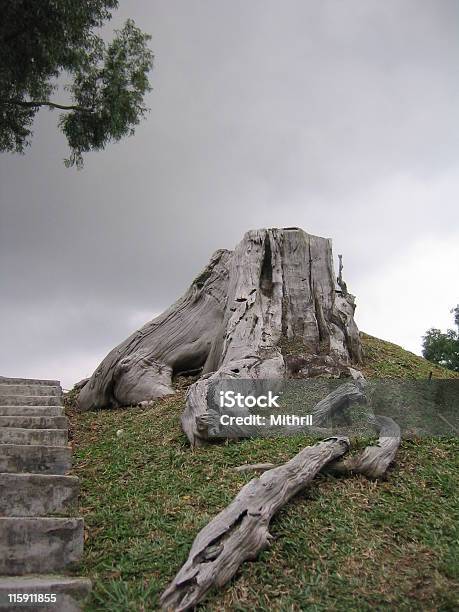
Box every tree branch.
[0,99,93,113]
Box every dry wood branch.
[312,373,401,478]
[328,415,401,478]
[160,437,349,611]
[0,98,93,112]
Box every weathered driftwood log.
[234,414,402,480]
[160,437,350,611]
[77,228,362,418]
[311,371,401,478]
[311,372,401,478]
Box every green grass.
[67,335,459,611]
[360,333,459,380]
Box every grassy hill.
[360,333,459,380]
[67,334,459,611]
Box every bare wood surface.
[160,437,350,611]
[77,250,232,410]
[78,229,362,422]
[328,415,401,478]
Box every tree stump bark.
[78,229,362,440]
[77,249,232,410]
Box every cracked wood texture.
[77,249,232,411]
[160,437,350,611]
[161,377,401,611]
[78,229,362,423]
[183,228,362,445]
[328,415,401,479]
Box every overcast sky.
[1,0,458,388]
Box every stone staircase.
[0,377,91,611]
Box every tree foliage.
[422,305,459,372]
[0,0,153,167]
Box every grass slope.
[360,333,459,380]
[68,335,459,611]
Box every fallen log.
[312,372,401,478]
[160,436,349,611]
[311,372,402,479]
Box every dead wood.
[78,229,362,420]
[160,437,350,611]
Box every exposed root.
[327,415,401,478]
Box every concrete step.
[0,376,60,387]
[0,517,84,575]
[0,428,68,447]
[0,395,62,407]
[0,576,91,612]
[0,416,68,429]
[0,406,64,417]
[0,384,61,397]
[0,445,71,474]
[0,474,79,516]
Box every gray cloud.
[1,0,458,387]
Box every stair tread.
[0,575,90,584]
[0,377,61,386]
[0,384,62,395]
[0,444,72,474]
[0,408,64,417]
[0,416,68,429]
[0,471,79,516]
[0,428,68,447]
[0,396,63,407]
[0,517,84,576]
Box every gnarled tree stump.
[78,229,362,443]
[75,227,402,611]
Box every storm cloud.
[1,0,458,387]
